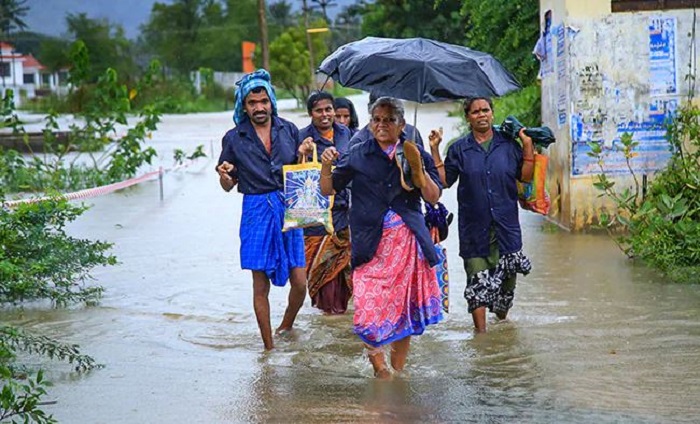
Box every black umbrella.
[318,37,521,103]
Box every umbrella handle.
[319,75,332,92]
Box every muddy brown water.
[2,101,700,423]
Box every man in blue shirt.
[216,69,314,350]
[429,97,535,333]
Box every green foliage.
[5,43,206,194]
[1,49,166,193]
[65,13,136,83]
[0,322,102,423]
[174,145,206,166]
[360,0,468,44]
[0,0,29,37]
[589,102,700,283]
[142,0,259,74]
[37,37,71,74]
[460,0,540,87]
[0,326,100,373]
[0,199,115,305]
[0,366,55,424]
[493,84,541,126]
[269,22,329,103]
[332,3,363,48]
[131,74,232,114]
[0,197,107,423]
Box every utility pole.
[257,0,270,70]
[302,0,316,89]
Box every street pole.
[302,0,316,90]
[257,0,270,70]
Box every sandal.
[395,143,414,191]
[402,140,426,189]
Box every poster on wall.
[571,121,672,176]
[556,25,567,127]
[649,16,678,96]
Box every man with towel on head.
[216,69,315,350]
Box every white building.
[0,42,68,105]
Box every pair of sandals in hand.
[395,140,426,191]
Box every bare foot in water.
[275,327,297,341]
[374,367,392,380]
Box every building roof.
[21,54,45,71]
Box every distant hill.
[24,0,357,40]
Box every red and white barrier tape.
[3,159,199,209]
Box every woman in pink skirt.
[320,96,443,378]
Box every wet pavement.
[2,96,700,423]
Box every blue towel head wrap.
[233,69,278,125]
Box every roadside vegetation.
[588,102,700,283]
[1,38,204,421]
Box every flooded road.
[2,97,700,423]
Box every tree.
[360,0,468,44]
[0,0,28,38]
[37,37,71,74]
[65,13,136,83]
[142,0,202,75]
[269,22,328,102]
[142,0,259,73]
[269,0,294,28]
[460,0,539,86]
[332,3,362,48]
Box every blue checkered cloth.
[233,69,278,125]
[240,191,305,287]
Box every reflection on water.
[2,108,700,423]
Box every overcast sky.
[24,0,352,39]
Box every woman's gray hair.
[369,96,406,124]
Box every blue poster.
[572,120,671,176]
[649,98,678,124]
[649,17,677,96]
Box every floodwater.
[2,96,700,423]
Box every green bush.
[589,102,700,283]
[0,197,111,421]
[0,199,116,305]
[493,84,542,126]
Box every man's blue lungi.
[240,191,305,287]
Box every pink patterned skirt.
[352,211,443,347]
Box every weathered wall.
[538,1,697,230]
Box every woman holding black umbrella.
[319,96,444,379]
[429,97,534,333]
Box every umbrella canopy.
[318,37,521,103]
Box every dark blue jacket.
[444,129,524,259]
[217,116,301,194]
[299,122,352,235]
[332,136,442,268]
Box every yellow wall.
[538,1,696,231]
[566,0,610,17]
